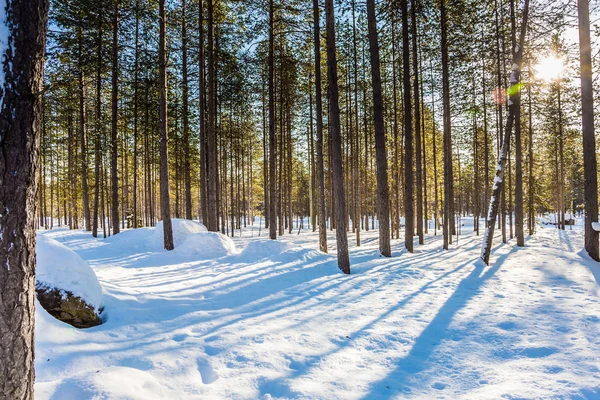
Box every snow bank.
[176,232,237,259]
[151,219,208,249]
[239,239,292,262]
[36,234,103,311]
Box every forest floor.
[34,219,600,399]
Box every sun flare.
[534,56,564,82]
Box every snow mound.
[239,239,293,261]
[36,235,103,311]
[176,232,237,259]
[37,366,169,400]
[151,219,208,249]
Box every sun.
[533,56,564,82]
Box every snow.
[151,218,208,249]
[36,234,103,311]
[34,220,600,399]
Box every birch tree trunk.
[481,0,529,265]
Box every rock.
[36,283,103,329]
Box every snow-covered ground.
[34,219,600,399]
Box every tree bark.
[441,0,453,250]
[577,0,599,261]
[182,0,192,220]
[325,0,350,273]
[159,0,174,250]
[268,0,277,240]
[78,25,91,232]
[110,0,120,235]
[366,0,391,257]
[0,0,48,397]
[313,0,327,252]
[403,0,414,252]
[411,0,423,245]
[207,0,218,231]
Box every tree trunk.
[268,0,277,240]
[403,0,414,252]
[577,0,599,261]
[325,0,350,273]
[366,0,391,257]
[313,0,327,252]
[207,0,218,231]
[110,0,120,235]
[182,0,192,220]
[78,25,91,232]
[440,0,453,250]
[159,0,174,250]
[411,0,423,245]
[0,0,48,397]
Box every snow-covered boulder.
[36,235,103,328]
[176,232,237,259]
[151,219,208,249]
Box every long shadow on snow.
[257,243,492,398]
[359,244,519,399]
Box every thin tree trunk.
[441,0,453,250]
[182,0,192,220]
[268,0,277,240]
[207,0,218,231]
[159,0,174,250]
[313,0,327,252]
[411,0,423,245]
[403,0,414,252]
[110,0,120,235]
[78,25,91,232]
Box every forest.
[1,0,600,398]
[38,0,597,268]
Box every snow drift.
[36,234,103,311]
[151,219,208,249]
[176,232,237,259]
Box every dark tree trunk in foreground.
[313,0,327,252]
[111,0,120,235]
[403,0,414,252]
[325,0,350,273]
[481,0,529,265]
[268,0,277,239]
[578,0,599,261]
[0,0,48,397]
[366,0,391,257]
[159,0,174,250]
